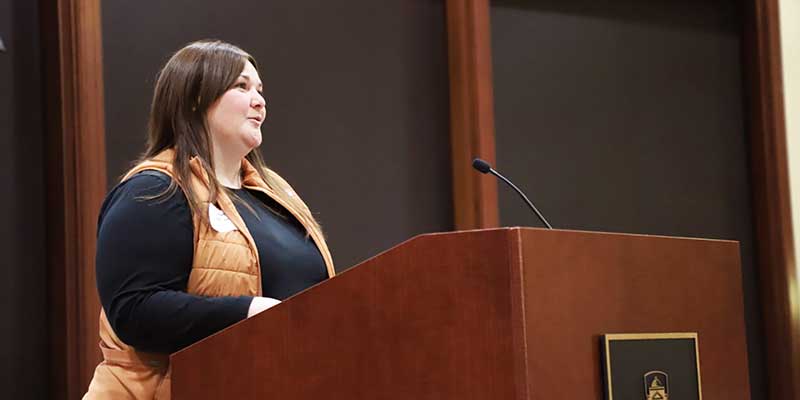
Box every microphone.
[472,158,553,229]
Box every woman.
[84,40,335,399]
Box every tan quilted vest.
[84,149,335,399]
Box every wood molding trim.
[42,0,106,397]
[744,0,800,398]
[445,0,499,230]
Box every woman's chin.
[244,131,262,149]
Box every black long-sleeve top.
[96,171,327,354]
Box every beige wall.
[780,0,800,297]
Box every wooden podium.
[170,228,750,399]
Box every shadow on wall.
[1,0,48,398]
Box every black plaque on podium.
[601,333,702,400]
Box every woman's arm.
[96,173,253,354]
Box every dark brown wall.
[0,0,48,398]
[103,1,452,269]
[490,0,764,398]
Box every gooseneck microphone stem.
[490,169,553,229]
[472,158,553,229]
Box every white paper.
[208,203,237,233]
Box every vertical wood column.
[42,0,106,397]
[446,0,499,230]
[745,0,800,398]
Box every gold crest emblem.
[644,371,669,400]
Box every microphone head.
[472,158,492,174]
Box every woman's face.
[206,61,266,158]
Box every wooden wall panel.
[42,0,106,397]
[744,0,800,398]
[446,0,499,229]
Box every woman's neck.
[212,148,244,189]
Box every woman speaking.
[84,40,335,399]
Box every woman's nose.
[252,92,266,108]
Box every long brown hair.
[139,39,321,233]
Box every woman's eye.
[235,82,247,90]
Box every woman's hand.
[247,297,281,317]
